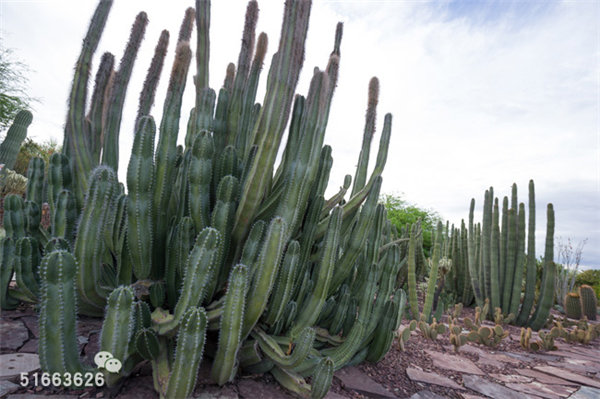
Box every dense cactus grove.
[0,0,405,397]
[1,0,595,397]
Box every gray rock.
[0,319,29,351]
[462,375,524,399]
[425,350,485,375]
[505,381,576,399]
[534,366,600,389]
[569,386,600,399]
[0,380,20,397]
[409,390,446,399]
[335,367,398,398]
[406,367,465,390]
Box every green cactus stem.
[13,237,40,302]
[579,285,597,321]
[38,250,84,375]
[564,293,582,320]
[212,264,248,385]
[127,116,155,280]
[163,307,207,399]
[0,110,32,169]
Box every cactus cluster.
[466,325,509,347]
[565,285,598,321]
[0,1,410,397]
[465,181,556,330]
[520,327,559,351]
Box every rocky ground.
[1,304,599,398]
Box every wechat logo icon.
[94,351,122,373]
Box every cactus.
[212,264,248,385]
[25,157,45,206]
[398,320,417,351]
[13,237,40,302]
[38,250,84,375]
[520,327,559,351]
[127,116,155,280]
[467,181,555,330]
[0,238,18,310]
[99,285,135,385]
[493,307,515,325]
[579,285,597,321]
[418,317,447,341]
[163,307,207,399]
[565,292,582,319]
[0,110,33,169]
[467,325,508,347]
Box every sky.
[1,0,598,269]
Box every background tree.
[0,40,35,133]
[381,193,442,256]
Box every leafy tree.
[381,193,442,256]
[0,41,34,133]
[13,137,60,176]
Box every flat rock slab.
[569,386,600,399]
[0,380,20,397]
[552,350,600,365]
[425,350,484,376]
[238,378,296,399]
[534,366,600,389]
[19,316,39,338]
[409,390,446,399]
[194,385,239,399]
[505,381,576,399]
[406,367,465,390]
[0,353,39,381]
[489,374,533,384]
[504,352,559,363]
[462,375,523,399]
[335,367,398,398]
[515,369,579,386]
[17,339,38,354]
[0,319,29,351]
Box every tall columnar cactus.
[579,285,597,321]
[25,157,45,206]
[0,110,33,169]
[38,250,84,375]
[47,153,73,220]
[467,181,555,330]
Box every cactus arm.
[0,238,17,309]
[99,285,135,385]
[153,41,192,273]
[211,264,248,385]
[291,206,342,337]
[517,180,536,325]
[407,223,419,319]
[13,237,40,302]
[310,357,334,399]
[63,0,113,205]
[232,0,311,247]
[253,326,315,368]
[188,130,214,231]
[87,52,115,163]
[264,240,300,326]
[528,204,555,330]
[0,110,33,169]
[422,222,442,323]
[467,199,483,307]
[25,157,44,206]
[74,166,118,316]
[162,307,207,398]
[126,116,155,279]
[194,0,210,94]
[137,30,169,121]
[160,227,221,334]
[101,12,148,171]
[509,203,526,316]
[38,251,84,375]
[48,153,73,222]
[490,199,501,313]
[242,217,287,339]
[351,77,379,197]
[3,194,26,240]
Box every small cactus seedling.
[418,316,446,341]
[467,325,508,347]
[398,320,417,351]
